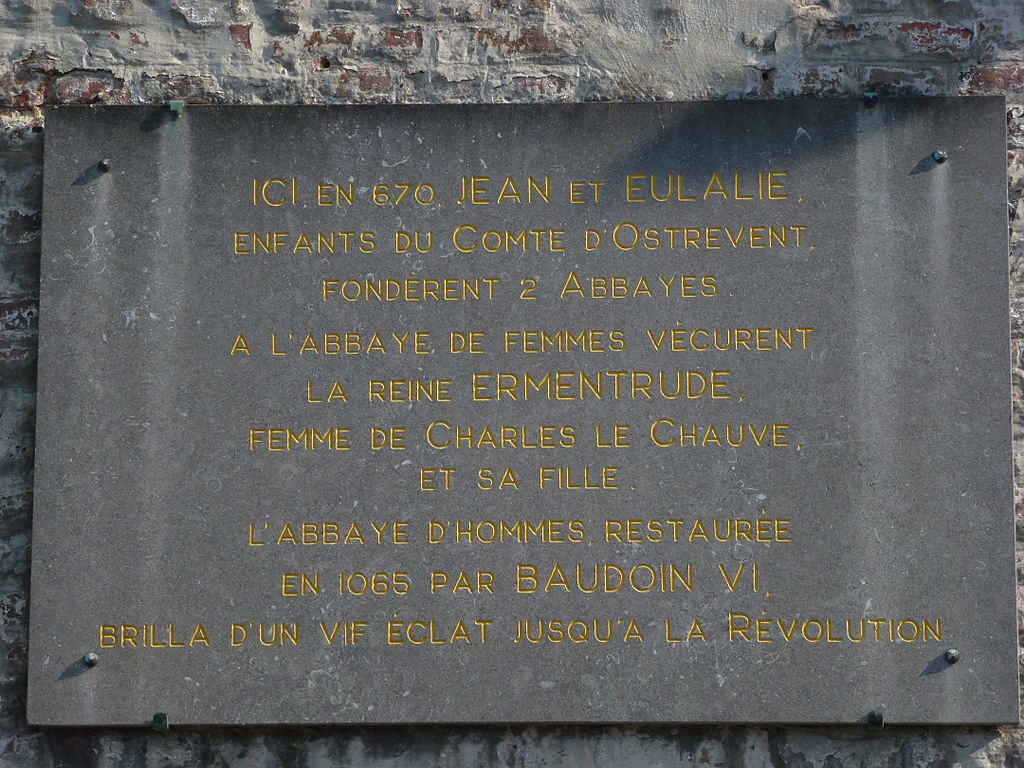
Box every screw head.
[945,648,960,664]
[98,158,111,172]
[863,91,878,107]
[932,149,948,163]
[83,652,99,667]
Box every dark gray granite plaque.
[30,99,1016,726]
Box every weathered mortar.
[2,0,1024,763]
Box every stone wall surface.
[2,0,1024,765]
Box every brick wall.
[2,0,1023,764]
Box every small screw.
[932,149,948,163]
[152,712,169,731]
[83,652,99,668]
[945,648,960,664]
[98,158,111,172]
[863,91,878,108]
[169,100,185,117]
[867,710,884,727]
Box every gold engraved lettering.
[428,519,586,543]
[248,523,266,545]
[98,623,208,648]
[229,333,251,355]
[235,230,376,254]
[538,466,619,489]
[430,570,495,594]
[249,427,352,450]
[585,224,806,251]
[317,183,355,206]
[516,562,693,593]
[728,614,943,643]
[425,422,577,449]
[646,325,814,351]
[768,170,788,198]
[395,230,434,253]
[471,369,730,402]
[595,424,631,447]
[274,331,432,355]
[604,517,791,543]
[513,618,645,643]
[368,378,451,402]
[560,271,717,298]
[321,277,499,302]
[452,224,565,253]
[319,621,368,644]
[477,467,521,489]
[264,521,408,545]
[649,421,789,447]
[338,571,411,595]
[234,231,288,254]
[503,329,626,353]
[252,177,298,206]
[420,467,456,490]
[665,618,707,642]
[703,172,728,199]
[387,618,492,644]
[718,562,759,592]
[457,175,550,205]
[604,519,686,542]
[569,180,605,203]
[281,572,321,596]
[370,426,406,450]
[373,182,436,206]
[624,171,787,202]
[307,380,348,403]
[450,331,485,353]
[230,622,299,646]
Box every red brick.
[335,67,392,102]
[50,71,130,104]
[382,27,423,50]
[895,20,973,55]
[810,19,976,58]
[0,70,47,107]
[477,26,561,55]
[960,63,1024,95]
[305,27,355,48]
[229,23,253,49]
[794,65,846,96]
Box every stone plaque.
[29,99,1016,726]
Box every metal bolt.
[945,648,960,664]
[867,710,884,727]
[863,91,878,108]
[169,100,185,117]
[83,652,99,668]
[932,149,948,164]
[98,158,111,173]
[152,712,169,731]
